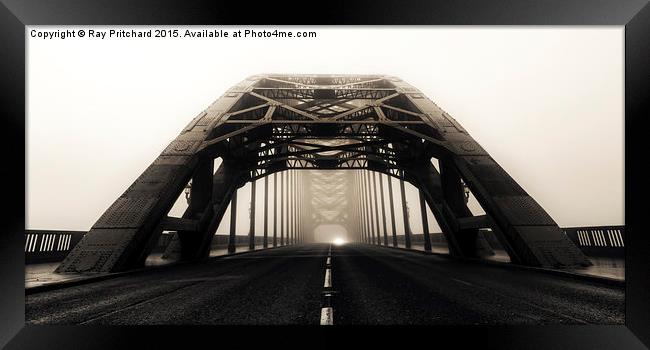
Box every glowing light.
[333,238,346,246]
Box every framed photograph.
[1,1,648,349]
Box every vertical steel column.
[228,189,238,254]
[419,189,432,252]
[273,173,278,247]
[297,171,301,244]
[371,172,382,246]
[293,170,296,245]
[378,174,389,246]
[174,159,214,261]
[249,180,256,251]
[363,170,375,244]
[289,170,294,245]
[366,171,374,244]
[291,170,295,245]
[299,171,303,244]
[263,176,269,249]
[359,170,367,243]
[368,170,378,245]
[387,175,398,247]
[280,171,285,246]
[287,170,291,245]
[297,171,300,244]
[355,171,364,243]
[400,178,412,249]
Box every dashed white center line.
[320,307,334,325]
[324,268,332,288]
[320,244,335,325]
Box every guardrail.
[563,226,624,258]
[25,225,625,264]
[400,226,625,259]
[25,230,86,264]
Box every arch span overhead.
[56,74,590,273]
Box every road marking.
[324,268,332,288]
[77,281,203,325]
[320,307,334,325]
[451,278,474,287]
[451,276,588,324]
[320,245,335,325]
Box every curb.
[25,244,288,295]
[376,243,625,287]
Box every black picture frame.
[1,1,648,348]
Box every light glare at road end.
[333,238,346,246]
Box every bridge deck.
[26,244,623,325]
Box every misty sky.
[26,26,624,239]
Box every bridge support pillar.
[273,173,278,247]
[249,180,256,251]
[371,172,382,245]
[364,170,375,244]
[387,175,398,247]
[419,190,432,252]
[410,157,590,268]
[356,171,365,243]
[440,159,481,258]
[280,171,285,246]
[400,179,412,249]
[228,188,238,254]
[160,160,243,261]
[290,170,295,245]
[263,176,269,248]
[379,174,389,246]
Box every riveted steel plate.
[176,129,210,142]
[59,251,113,273]
[443,132,488,156]
[493,195,556,226]
[481,180,527,196]
[509,225,589,267]
[137,163,184,184]
[94,197,158,228]
[183,111,208,132]
[434,117,455,128]
[466,162,505,181]
[78,228,138,249]
[123,163,189,198]
[442,112,466,133]
[153,155,192,166]
[162,140,202,156]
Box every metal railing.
[25,225,625,264]
[563,226,625,258]
[25,230,86,264]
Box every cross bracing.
[56,74,591,273]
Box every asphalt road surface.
[25,243,624,325]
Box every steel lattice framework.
[306,170,352,232]
[57,74,590,273]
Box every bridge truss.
[57,74,590,273]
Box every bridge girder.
[56,74,590,273]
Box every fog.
[26,27,623,235]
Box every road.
[25,243,624,325]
